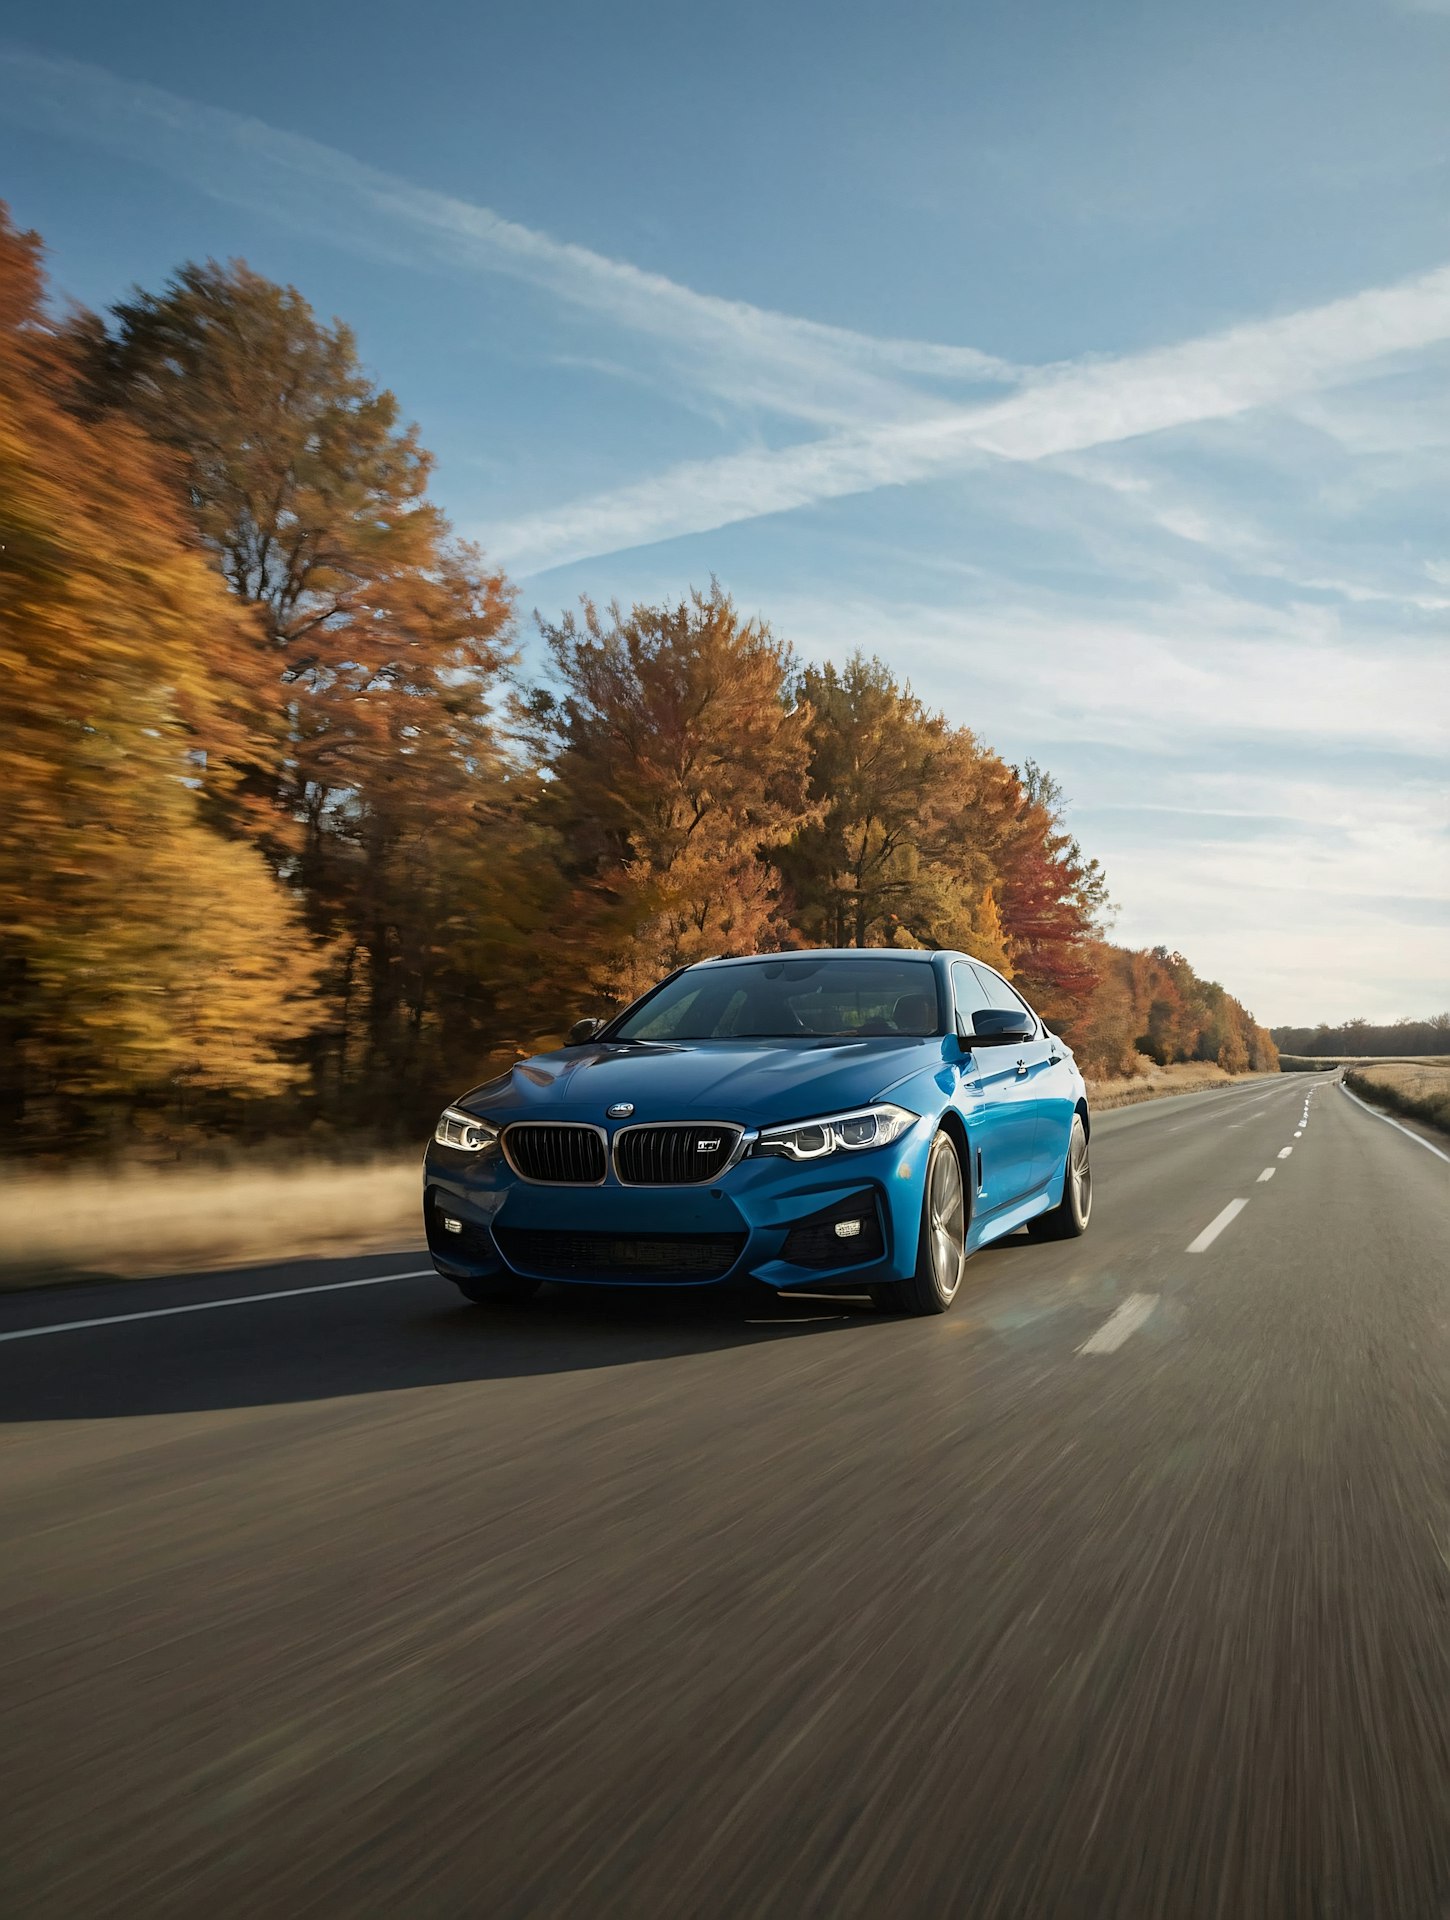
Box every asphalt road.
[2,1075,1448,1918]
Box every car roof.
[693,947,947,968]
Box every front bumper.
[423,1125,932,1291]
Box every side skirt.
[969,1186,1055,1251]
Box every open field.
[1279,1053,1449,1073]
[1084,1062,1276,1110]
[1344,1059,1450,1137]
[0,1155,422,1290]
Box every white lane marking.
[1294,1130,1303,1138]
[0,1267,436,1345]
[1278,1146,1294,1159]
[1079,1293,1159,1354]
[1257,1167,1276,1182]
[1186,1198,1249,1253]
[1340,1081,1450,1165]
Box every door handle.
[1048,1052,1062,1066]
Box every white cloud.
[775,588,1450,761]
[767,587,1449,1025]
[10,44,1449,588]
[490,262,1450,570]
[0,44,1016,433]
[1053,448,1450,613]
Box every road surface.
[2,1075,1447,1918]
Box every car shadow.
[0,1271,883,1423]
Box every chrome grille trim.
[500,1122,608,1186]
[612,1121,749,1186]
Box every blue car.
[424,949,1091,1316]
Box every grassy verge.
[1085,1063,1276,1112]
[1344,1060,1450,1137]
[0,1155,424,1290]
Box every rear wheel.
[872,1130,968,1317]
[453,1274,542,1306]
[1030,1113,1091,1240]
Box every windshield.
[610,956,943,1042]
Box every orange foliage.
[0,208,323,1144]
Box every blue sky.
[3,0,1447,1025]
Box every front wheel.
[1030,1114,1092,1240]
[872,1130,969,1316]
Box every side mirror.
[963,1007,1034,1047]
[566,1017,605,1046]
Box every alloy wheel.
[928,1140,967,1299]
[1070,1124,1092,1226]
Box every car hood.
[458,1036,944,1128]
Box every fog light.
[834,1218,863,1239]
[442,1215,463,1235]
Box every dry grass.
[1085,1059,1276,1112]
[1345,1060,1450,1136]
[0,1155,424,1289]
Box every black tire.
[453,1273,542,1306]
[872,1130,969,1317]
[1030,1113,1092,1240]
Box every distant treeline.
[0,206,1277,1156]
[1272,1016,1450,1058]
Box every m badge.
[697,1137,721,1152]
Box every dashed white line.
[1079,1293,1159,1354]
[1257,1167,1276,1182]
[1340,1081,1450,1165]
[0,1267,436,1345]
[1278,1146,1293,1160]
[1294,1130,1303,1138]
[1187,1198,1249,1253]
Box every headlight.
[754,1102,918,1161]
[433,1106,499,1154]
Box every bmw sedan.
[424,949,1090,1316]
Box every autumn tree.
[0,208,322,1149]
[79,259,518,1122]
[988,761,1109,1037]
[525,587,812,1002]
[779,655,1015,967]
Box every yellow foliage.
[0,207,324,1132]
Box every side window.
[971,964,1039,1030]
[951,961,993,1036]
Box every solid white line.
[1186,1198,1249,1253]
[1257,1167,1276,1182]
[0,1267,436,1345]
[1340,1082,1450,1165]
[1278,1146,1293,1159]
[1079,1293,1159,1354]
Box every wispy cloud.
[766,583,1450,1023]
[0,44,1016,432]
[490,262,1450,570]
[9,43,1448,583]
[1055,448,1450,614]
